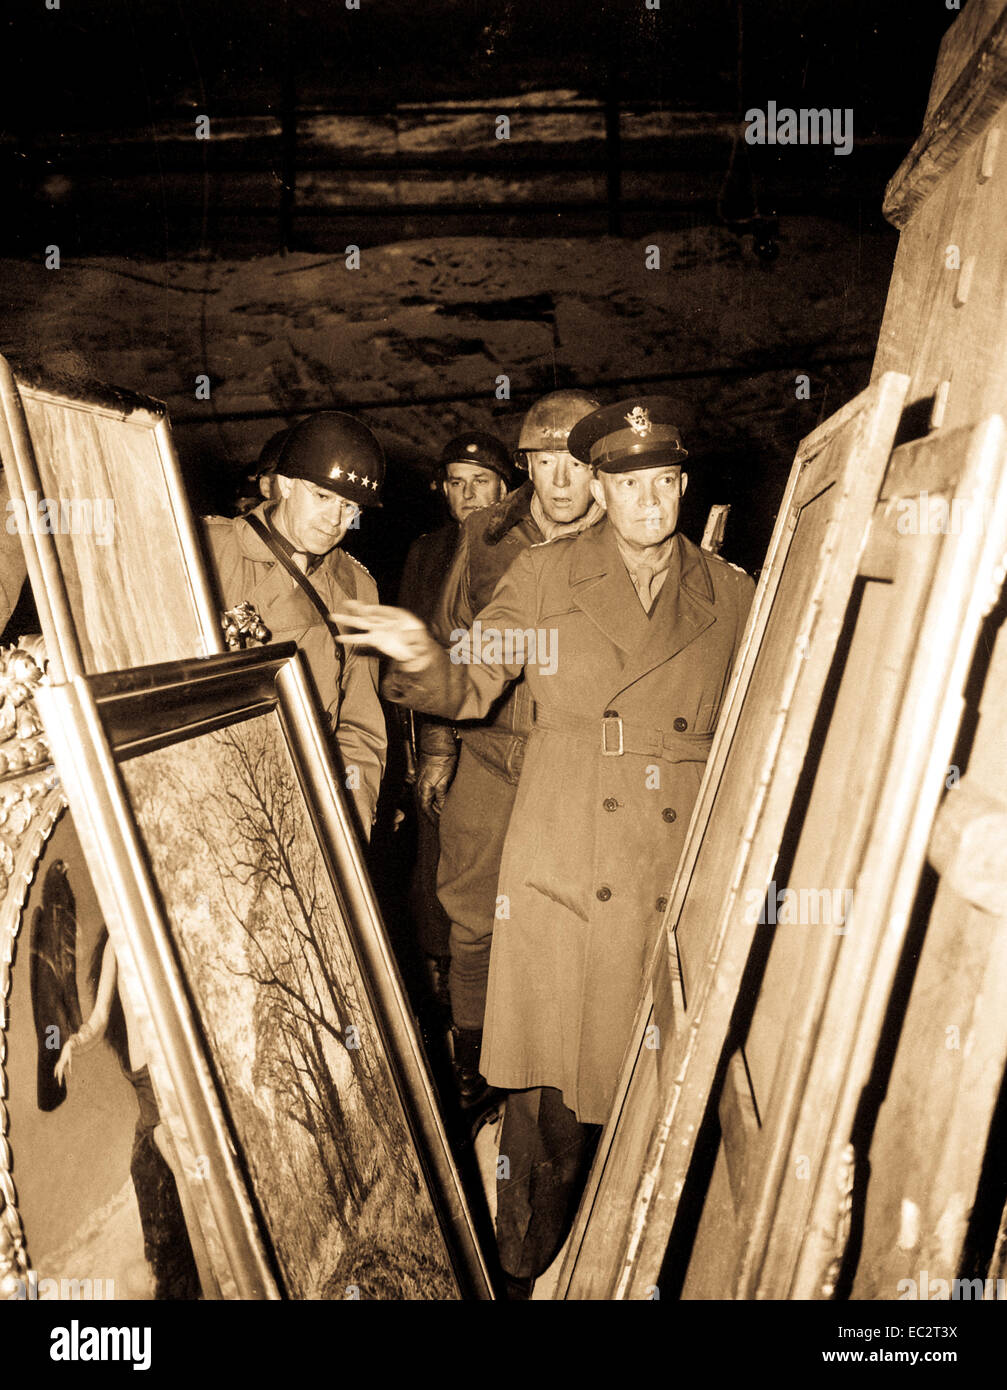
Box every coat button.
[596,885,612,902]
[673,716,688,732]
[603,709,619,719]
[656,896,668,912]
[603,797,618,812]
[662,807,677,823]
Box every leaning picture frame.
[0,355,223,682]
[0,639,171,1304]
[556,371,911,1299]
[33,643,493,1299]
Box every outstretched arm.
[54,935,117,1084]
[333,546,539,723]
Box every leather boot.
[429,954,452,1014]
[450,1025,492,1111]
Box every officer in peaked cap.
[569,396,701,614]
[203,411,387,841]
[567,394,690,473]
[332,392,754,1294]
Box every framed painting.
[555,371,911,1299]
[0,355,223,682]
[1,641,189,1303]
[29,643,492,1299]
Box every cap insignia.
[625,405,652,437]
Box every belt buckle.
[601,713,624,756]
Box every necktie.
[634,565,656,608]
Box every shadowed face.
[441,461,507,522]
[526,450,594,524]
[273,475,360,554]
[590,464,688,547]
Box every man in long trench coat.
[335,397,754,1291]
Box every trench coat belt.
[532,706,714,763]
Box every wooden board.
[926,1,1007,121]
[884,1,1007,228]
[851,587,1007,1300]
[857,0,1007,1307]
[680,416,1007,1298]
[0,357,222,681]
[555,371,909,1300]
[874,102,1007,443]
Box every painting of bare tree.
[118,711,459,1299]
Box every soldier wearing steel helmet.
[334,395,754,1295]
[233,424,289,516]
[415,390,605,1112]
[203,411,387,841]
[396,430,514,995]
[398,430,515,632]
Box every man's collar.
[264,502,324,575]
[569,518,714,603]
[529,493,605,544]
[613,530,676,581]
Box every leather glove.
[417,752,458,819]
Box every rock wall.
[0,216,896,586]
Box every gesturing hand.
[330,601,439,671]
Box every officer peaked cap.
[567,396,690,472]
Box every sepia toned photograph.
[1,0,1006,1369]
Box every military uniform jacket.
[385,519,754,1123]
[203,503,386,837]
[396,520,460,765]
[397,520,459,627]
[426,482,543,780]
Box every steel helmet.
[437,430,514,487]
[274,411,385,508]
[256,425,290,478]
[514,389,602,469]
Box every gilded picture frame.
[0,355,223,682]
[33,643,493,1300]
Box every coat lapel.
[610,533,718,698]
[568,519,649,657]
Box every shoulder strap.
[340,552,361,600]
[245,514,344,677]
